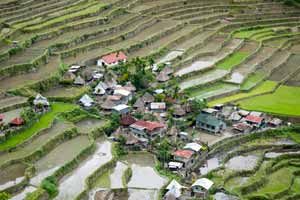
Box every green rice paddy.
[238,84,300,116]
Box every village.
[1,0,300,199]
[0,50,287,200]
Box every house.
[133,98,145,111]
[233,122,252,134]
[112,104,130,115]
[157,72,170,82]
[97,51,127,67]
[101,99,116,111]
[183,143,202,154]
[63,71,76,82]
[33,94,50,112]
[161,66,174,75]
[268,118,282,127]
[173,105,186,118]
[130,120,166,142]
[79,94,94,108]
[92,73,103,80]
[164,180,185,199]
[201,108,219,116]
[168,161,184,171]
[124,82,136,92]
[172,149,195,169]
[114,88,132,102]
[244,115,265,127]
[213,104,224,111]
[120,115,136,126]
[94,82,107,95]
[250,111,263,117]
[68,65,81,73]
[74,75,85,85]
[228,112,242,122]
[178,132,190,141]
[10,117,24,126]
[150,102,166,112]
[196,114,226,134]
[238,110,250,117]
[141,92,155,104]
[191,178,214,199]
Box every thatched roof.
[74,75,85,85]
[161,66,174,75]
[101,99,116,110]
[157,72,170,82]
[63,71,76,81]
[141,92,154,103]
[173,105,186,117]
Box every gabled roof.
[133,98,144,108]
[74,75,85,85]
[114,89,131,97]
[202,108,218,114]
[244,115,264,124]
[233,122,251,131]
[100,51,127,64]
[157,72,170,82]
[120,115,136,126]
[0,114,4,121]
[130,120,165,133]
[141,92,154,103]
[101,99,116,110]
[166,179,184,198]
[124,82,136,92]
[79,94,94,107]
[112,104,129,112]
[173,105,186,116]
[183,143,202,152]
[196,113,224,127]
[173,149,194,159]
[161,66,174,75]
[150,102,166,110]
[192,178,214,190]
[63,71,76,81]
[10,117,24,126]
[33,94,49,106]
[94,82,107,95]
[107,95,122,101]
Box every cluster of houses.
[164,178,214,200]
[0,94,50,137]
[195,104,283,135]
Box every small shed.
[157,72,170,82]
[233,122,252,134]
[74,75,85,85]
[112,104,130,115]
[33,94,49,107]
[165,179,185,199]
[133,98,145,110]
[101,99,116,111]
[141,92,155,104]
[10,117,24,126]
[79,94,94,108]
[191,178,214,199]
[173,105,186,118]
[94,82,107,95]
[150,102,166,112]
[268,118,282,127]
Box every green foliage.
[156,138,172,162]
[41,176,58,198]
[114,143,127,158]
[0,192,10,200]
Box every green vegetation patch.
[240,72,265,91]
[208,81,277,106]
[238,84,300,116]
[234,28,270,39]
[0,102,77,151]
[216,52,250,70]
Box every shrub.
[41,176,58,198]
[0,192,11,200]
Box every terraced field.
[0,0,300,199]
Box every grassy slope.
[0,102,77,151]
[208,80,277,106]
[238,84,300,116]
[240,72,265,90]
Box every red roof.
[0,114,4,121]
[173,149,194,159]
[10,117,24,126]
[245,115,263,124]
[101,52,127,65]
[120,115,136,126]
[131,120,165,132]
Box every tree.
[0,192,10,200]
[157,139,172,163]
[191,98,207,113]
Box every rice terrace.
[0,0,300,199]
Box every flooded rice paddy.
[75,118,106,134]
[0,121,73,165]
[55,140,112,200]
[89,152,167,200]
[0,163,26,191]
[225,155,259,171]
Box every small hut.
[33,94,50,112]
[74,75,85,86]
[79,94,94,108]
